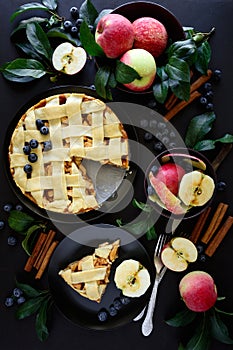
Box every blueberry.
[198,254,207,263]
[205,90,214,100]
[70,6,79,19]
[43,141,52,151]
[206,102,214,111]
[63,20,73,31]
[29,139,39,149]
[204,82,212,91]
[213,69,222,82]
[153,141,164,153]
[40,126,49,135]
[196,244,204,254]
[24,164,33,174]
[113,298,123,311]
[97,309,108,322]
[5,297,14,307]
[15,204,23,211]
[75,18,83,27]
[0,220,5,230]
[28,153,38,163]
[144,132,153,142]
[71,26,78,37]
[13,288,23,298]
[216,181,227,191]
[147,185,155,196]
[88,25,94,32]
[7,236,17,246]
[17,296,26,305]
[3,203,13,212]
[157,122,166,130]
[36,119,44,129]
[150,165,158,175]
[120,295,131,305]
[89,84,96,90]
[23,145,31,155]
[199,96,208,106]
[109,305,118,317]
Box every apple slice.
[52,42,87,75]
[178,170,215,206]
[161,153,207,171]
[149,172,187,215]
[114,259,151,297]
[161,237,198,272]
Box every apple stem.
[192,27,215,44]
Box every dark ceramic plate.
[4,86,138,224]
[145,148,217,220]
[48,224,154,330]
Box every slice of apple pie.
[59,239,120,303]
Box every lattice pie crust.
[9,93,129,214]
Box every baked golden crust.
[9,93,129,214]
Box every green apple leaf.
[195,41,211,75]
[132,199,153,213]
[16,42,44,61]
[153,79,169,104]
[185,315,211,350]
[35,297,51,342]
[11,17,49,38]
[169,79,190,101]
[166,57,190,82]
[115,60,141,84]
[79,0,99,25]
[10,2,50,22]
[8,210,35,233]
[185,112,216,148]
[94,65,112,100]
[22,224,42,256]
[1,59,47,82]
[194,133,233,151]
[79,21,104,56]
[215,307,233,316]
[166,308,197,327]
[15,281,45,298]
[16,296,47,319]
[210,310,233,344]
[26,23,53,60]
[94,9,112,28]
[47,28,80,46]
[42,0,57,10]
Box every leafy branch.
[15,281,54,342]
[166,302,233,350]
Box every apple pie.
[59,239,120,303]
[8,93,129,214]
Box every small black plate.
[48,224,154,330]
[4,86,138,224]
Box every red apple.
[179,271,218,312]
[132,17,168,57]
[120,48,156,91]
[155,163,185,195]
[95,14,134,58]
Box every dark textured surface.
[0,1,233,350]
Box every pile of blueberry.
[63,6,94,38]
[0,202,24,246]
[97,294,131,322]
[4,287,26,307]
[199,69,222,111]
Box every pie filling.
[9,93,129,214]
[59,239,120,303]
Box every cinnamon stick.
[35,240,59,279]
[24,232,47,272]
[190,207,212,243]
[33,229,56,270]
[190,69,212,93]
[164,90,201,121]
[205,216,233,257]
[201,203,228,244]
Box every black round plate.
[48,224,154,330]
[4,86,138,224]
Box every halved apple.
[161,237,198,272]
[114,259,150,297]
[52,42,87,75]
[149,172,187,215]
[178,170,215,206]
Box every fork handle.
[141,275,160,336]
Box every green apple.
[120,48,156,91]
[52,42,87,75]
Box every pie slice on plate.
[59,239,120,303]
[8,93,129,214]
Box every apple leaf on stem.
[185,112,216,148]
[79,21,104,57]
[79,0,98,26]
[115,60,141,84]
[166,308,197,327]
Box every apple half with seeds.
[161,237,198,272]
[52,42,87,75]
